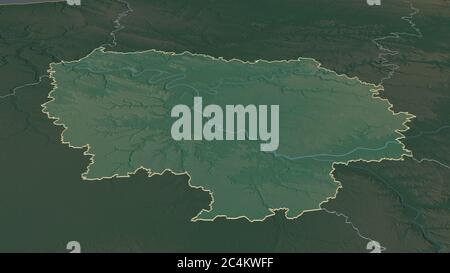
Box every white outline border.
[41,46,415,222]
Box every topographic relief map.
[0,0,449,256]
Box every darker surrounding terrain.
[0,0,448,252]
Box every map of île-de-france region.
[43,48,411,221]
[0,0,450,258]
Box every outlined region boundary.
[0,0,133,100]
[320,0,425,251]
[41,43,414,224]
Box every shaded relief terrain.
[0,0,448,252]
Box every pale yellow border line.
[41,46,416,223]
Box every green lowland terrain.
[0,0,448,252]
[43,48,409,221]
